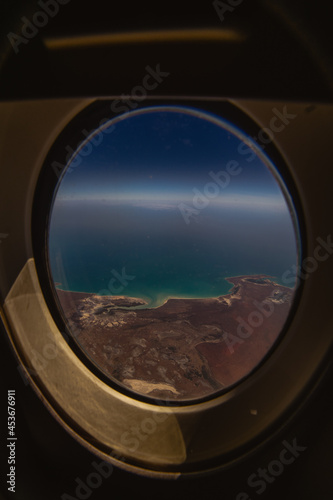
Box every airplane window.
[48,105,301,403]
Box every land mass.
[56,276,294,401]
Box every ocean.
[49,201,299,308]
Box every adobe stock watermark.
[282,235,333,284]
[224,234,333,354]
[7,0,71,54]
[213,0,244,22]
[234,437,307,499]
[16,267,135,383]
[61,399,172,499]
[178,160,242,224]
[17,328,73,385]
[238,106,297,161]
[120,400,172,453]
[178,105,297,225]
[98,267,135,295]
[51,64,170,179]
[60,458,117,500]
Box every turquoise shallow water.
[49,202,298,307]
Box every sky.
[49,105,300,296]
[54,105,291,214]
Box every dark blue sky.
[55,106,290,214]
[49,106,300,295]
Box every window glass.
[48,105,300,402]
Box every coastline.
[54,274,290,310]
[56,272,295,400]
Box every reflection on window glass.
[48,105,300,402]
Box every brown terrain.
[56,276,294,401]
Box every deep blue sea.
[49,201,299,307]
